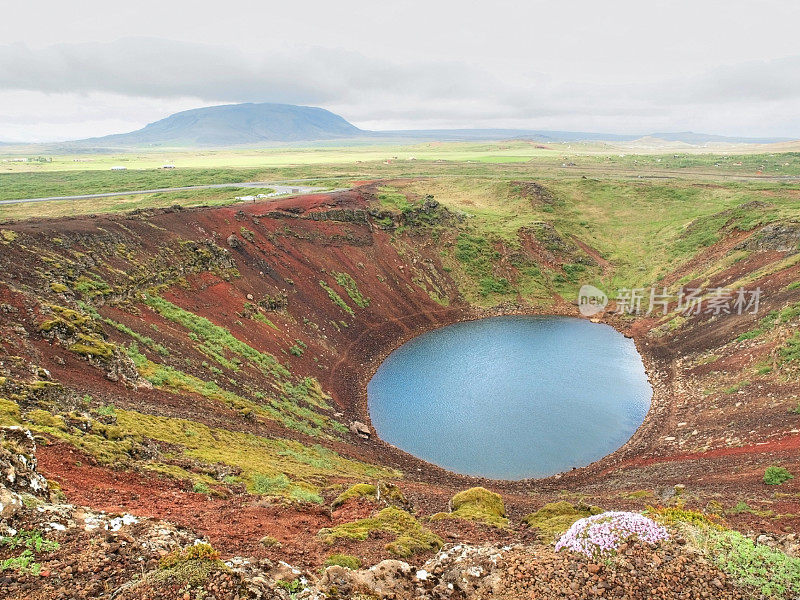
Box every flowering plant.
[555,511,669,558]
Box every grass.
[333,272,370,308]
[18,398,397,502]
[143,294,289,379]
[736,302,800,342]
[319,280,354,316]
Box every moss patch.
[318,507,442,558]
[332,483,377,508]
[432,487,509,527]
[523,501,604,542]
[331,481,408,509]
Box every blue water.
[367,316,652,480]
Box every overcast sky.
[2,0,800,142]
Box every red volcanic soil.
[1,183,799,558]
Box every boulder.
[0,426,49,498]
[0,486,23,520]
[349,421,371,439]
[319,560,415,599]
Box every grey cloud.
[2,37,800,139]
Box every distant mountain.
[375,129,793,145]
[78,102,363,147]
[4,102,794,149]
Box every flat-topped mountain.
[81,102,363,147]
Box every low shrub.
[700,529,800,598]
[764,466,794,485]
[0,530,59,576]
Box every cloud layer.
[2,36,800,141]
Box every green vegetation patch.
[319,280,354,316]
[432,486,509,527]
[736,302,800,341]
[330,481,407,509]
[764,466,794,485]
[779,332,800,366]
[154,543,228,587]
[698,529,800,598]
[648,506,726,530]
[0,529,59,576]
[333,272,370,308]
[324,554,362,570]
[143,294,288,379]
[523,501,604,541]
[318,506,442,558]
[332,483,377,508]
[676,201,777,255]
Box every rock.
[319,560,414,600]
[0,485,23,520]
[736,221,800,253]
[349,421,371,439]
[757,534,776,547]
[0,427,49,498]
[226,234,242,248]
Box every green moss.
[26,409,68,431]
[0,230,18,243]
[324,554,362,570]
[112,409,397,499]
[156,543,228,586]
[69,334,115,359]
[648,506,726,530]
[432,487,509,527]
[331,483,377,508]
[49,282,69,293]
[73,275,113,299]
[318,507,442,558]
[523,501,604,541]
[319,281,354,316]
[0,398,21,426]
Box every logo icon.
[578,285,608,316]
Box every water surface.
[367,316,651,479]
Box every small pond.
[367,316,652,479]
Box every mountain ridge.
[3,102,796,148]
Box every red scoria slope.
[0,183,798,567]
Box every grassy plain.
[2,140,799,297]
